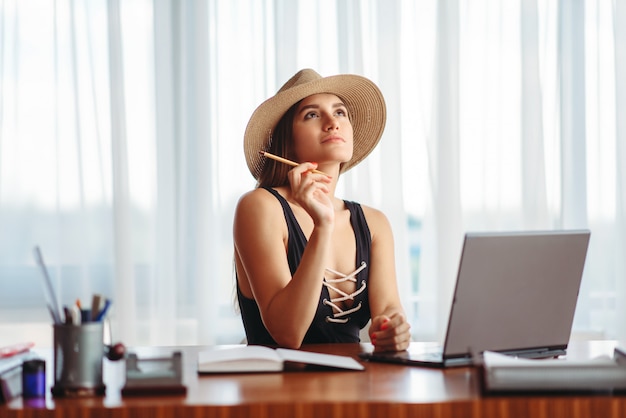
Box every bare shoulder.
[359,204,393,239]
[237,188,274,209]
[360,204,391,227]
[234,188,286,233]
[235,187,287,214]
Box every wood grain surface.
[3,341,624,418]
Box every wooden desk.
[3,341,625,418]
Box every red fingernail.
[381,323,388,331]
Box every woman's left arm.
[364,206,412,352]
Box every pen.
[91,294,103,320]
[94,299,111,322]
[63,306,73,325]
[0,342,34,358]
[71,305,81,324]
[33,246,63,324]
[258,151,331,177]
[76,298,92,322]
[47,306,60,325]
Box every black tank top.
[237,187,372,345]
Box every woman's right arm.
[233,170,333,348]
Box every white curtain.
[1,0,625,347]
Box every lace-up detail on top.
[323,262,367,323]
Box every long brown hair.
[256,100,302,188]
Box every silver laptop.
[360,229,591,368]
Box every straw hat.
[244,69,387,180]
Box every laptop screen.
[442,230,590,358]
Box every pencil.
[258,151,330,177]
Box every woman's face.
[291,93,354,166]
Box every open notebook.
[360,230,591,368]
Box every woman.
[234,69,411,352]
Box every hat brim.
[244,73,386,180]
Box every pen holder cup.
[51,322,106,397]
